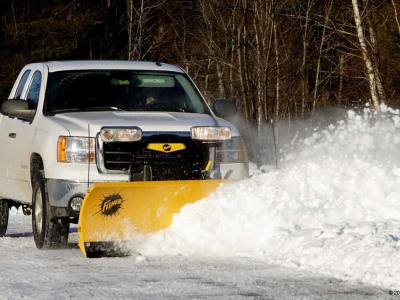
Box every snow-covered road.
[0,213,389,299]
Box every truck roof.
[40,60,184,73]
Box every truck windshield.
[44,70,210,115]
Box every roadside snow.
[130,106,400,289]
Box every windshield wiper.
[83,106,126,112]
[50,106,126,115]
[51,108,82,115]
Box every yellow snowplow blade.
[78,180,223,257]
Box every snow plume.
[131,105,400,289]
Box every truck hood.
[50,111,239,137]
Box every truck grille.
[98,133,211,180]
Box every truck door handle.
[8,132,16,138]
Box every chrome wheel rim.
[35,188,43,235]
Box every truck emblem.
[163,144,172,152]
[97,193,124,217]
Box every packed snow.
[127,105,400,289]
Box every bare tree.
[338,54,345,105]
[312,0,333,115]
[351,0,380,109]
[300,0,315,116]
[361,0,386,103]
[391,0,400,36]
[127,0,166,60]
[273,19,280,121]
[252,0,274,127]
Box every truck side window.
[14,70,31,99]
[26,71,42,110]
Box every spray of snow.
[126,105,400,289]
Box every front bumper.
[47,179,97,208]
[46,179,105,218]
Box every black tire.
[0,199,9,237]
[32,175,69,249]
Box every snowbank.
[131,106,400,289]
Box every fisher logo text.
[97,193,124,217]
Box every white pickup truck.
[0,61,248,249]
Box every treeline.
[1,0,400,124]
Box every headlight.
[216,137,247,163]
[57,137,95,163]
[100,127,142,142]
[191,126,231,141]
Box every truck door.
[2,66,43,203]
[0,68,31,200]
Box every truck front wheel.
[0,199,9,237]
[32,176,69,248]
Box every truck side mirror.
[213,99,238,119]
[1,99,35,122]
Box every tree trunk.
[362,0,386,103]
[274,21,280,121]
[236,21,249,120]
[253,0,264,129]
[127,0,133,60]
[312,0,332,115]
[338,54,344,105]
[391,0,400,36]
[351,0,380,109]
[301,0,313,117]
[216,63,226,98]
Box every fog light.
[70,196,83,212]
